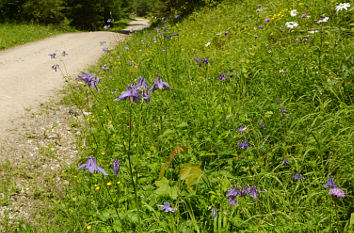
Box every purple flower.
[249,185,262,199]
[258,26,264,29]
[239,140,249,149]
[163,27,169,31]
[158,202,175,212]
[155,27,160,32]
[254,34,259,38]
[260,122,265,129]
[240,185,249,197]
[137,77,151,104]
[323,177,337,188]
[102,47,109,52]
[114,84,142,105]
[52,64,59,72]
[296,37,300,42]
[151,76,170,91]
[264,18,270,23]
[77,72,100,90]
[228,197,237,206]
[301,13,307,18]
[107,18,111,23]
[237,125,247,133]
[257,4,261,8]
[49,53,56,59]
[124,45,129,50]
[103,25,110,29]
[100,41,105,46]
[174,14,179,19]
[162,48,166,52]
[224,31,229,35]
[227,185,240,197]
[211,207,218,219]
[280,109,288,114]
[77,157,108,175]
[282,158,291,165]
[281,70,287,74]
[101,65,108,70]
[194,56,200,62]
[202,58,212,65]
[328,188,345,198]
[293,173,305,181]
[112,158,120,176]
[62,51,68,56]
[218,73,227,81]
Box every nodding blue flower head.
[237,125,247,133]
[100,41,105,46]
[114,84,142,105]
[62,51,68,56]
[248,185,263,199]
[227,185,241,197]
[218,73,228,81]
[103,25,110,29]
[228,197,237,206]
[293,173,305,181]
[158,202,175,213]
[211,207,218,219]
[136,77,151,104]
[52,64,59,72]
[77,72,100,90]
[49,53,56,59]
[77,157,108,175]
[174,14,180,19]
[107,18,111,23]
[238,140,249,149]
[323,177,337,188]
[101,65,108,70]
[102,47,109,52]
[282,158,291,165]
[280,109,288,114]
[151,76,170,91]
[112,158,120,176]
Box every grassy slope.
[29,0,353,232]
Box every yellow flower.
[87,225,92,230]
[107,182,112,186]
[299,2,304,6]
[270,32,274,36]
[95,184,100,190]
[103,109,107,113]
[291,30,294,32]
[101,152,105,155]
[117,181,121,185]
[47,143,50,146]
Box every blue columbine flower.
[49,53,56,59]
[237,125,247,133]
[77,72,100,90]
[115,84,142,105]
[77,157,108,175]
[228,197,237,206]
[158,202,175,213]
[52,64,59,72]
[62,51,68,56]
[112,158,120,176]
[248,185,263,199]
[137,77,151,104]
[227,185,240,197]
[151,76,170,91]
[211,207,218,219]
[282,158,291,165]
[323,177,337,188]
[239,140,249,149]
[293,173,305,181]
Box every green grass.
[0,23,74,50]
[6,0,353,232]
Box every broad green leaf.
[180,163,203,188]
[155,177,178,199]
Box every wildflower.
[282,158,291,165]
[103,25,110,29]
[336,3,350,11]
[205,42,211,47]
[280,109,288,114]
[115,84,142,105]
[137,77,151,103]
[254,34,259,38]
[211,207,218,219]
[227,185,240,197]
[257,4,261,8]
[301,13,307,18]
[258,26,264,29]
[224,31,229,35]
[280,69,287,74]
[62,51,68,56]
[95,184,100,190]
[101,65,108,70]
[308,30,319,34]
[240,186,249,197]
[77,72,100,90]
[52,64,59,72]
[264,18,270,23]
[218,73,227,81]
[49,53,56,59]
[249,185,262,199]
[237,125,247,133]
[296,37,300,42]
[323,177,337,188]
[318,17,329,23]
[174,14,180,19]
[102,47,108,52]
[285,22,298,29]
[77,157,108,175]
[107,182,112,186]
[99,41,104,46]
[124,45,129,50]
[151,76,170,91]
[87,225,92,230]
[158,202,175,213]
[260,122,265,129]
[194,56,200,62]
[329,188,345,197]
[155,27,160,32]
[163,27,169,31]
[239,140,249,149]
[202,58,213,65]
[293,173,305,180]
[112,158,120,176]
[228,197,237,206]
[107,18,111,23]
[290,9,298,17]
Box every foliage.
[8,0,353,232]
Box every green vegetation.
[4,0,354,232]
[0,23,73,50]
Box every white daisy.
[308,30,319,34]
[336,3,351,11]
[290,9,298,17]
[205,42,211,47]
[285,22,298,29]
[317,17,329,23]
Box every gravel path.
[0,18,149,137]
[0,18,149,230]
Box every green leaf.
[180,163,203,188]
[155,177,178,199]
